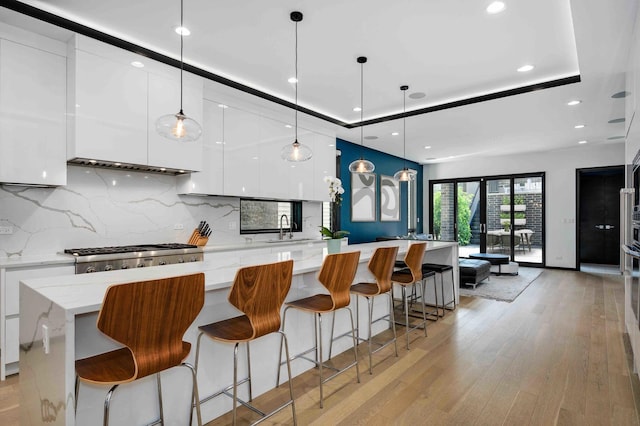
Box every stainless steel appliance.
[63,243,204,274]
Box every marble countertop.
[21,240,457,316]
[0,237,327,269]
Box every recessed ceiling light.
[612,91,630,99]
[486,1,506,14]
[328,144,335,147]
[252,156,259,160]
[114,162,121,166]
[424,146,432,149]
[409,92,426,99]
[287,77,298,84]
[567,100,581,106]
[215,141,225,145]
[574,124,585,129]
[175,26,191,36]
[285,124,292,128]
[391,132,399,136]
[179,170,185,173]
[353,107,362,112]
[364,136,378,140]
[578,140,588,144]
[218,104,228,109]
[160,168,166,171]
[517,64,534,72]
[89,159,97,164]
[608,118,625,124]
[131,61,144,68]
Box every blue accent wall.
[337,138,423,244]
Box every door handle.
[595,225,604,230]
[595,224,616,230]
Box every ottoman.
[459,258,491,289]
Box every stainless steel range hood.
[68,158,194,175]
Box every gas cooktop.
[64,243,198,257]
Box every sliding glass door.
[430,173,544,267]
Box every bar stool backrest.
[404,242,426,283]
[317,251,361,310]
[368,246,399,294]
[96,273,205,381]
[228,259,294,339]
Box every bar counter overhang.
[19,240,458,425]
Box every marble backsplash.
[0,165,322,258]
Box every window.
[240,199,302,234]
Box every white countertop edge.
[21,240,458,316]
[0,254,75,269]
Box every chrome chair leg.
[181,362,202,426]
[346,307,361,384]
[366,296,374,374]
[233,342,239,425]
[328,311,336,360]
[276,306,291,387]
[246,341,252,402]
[103,384,118,426]
[403,286,410,350]
[317,313,324,408]
[156,373,164,425]
[278,331,298,425]
[387,292,398,357]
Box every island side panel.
[20,283,74,425]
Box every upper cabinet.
[67,35,203,172]
[177,99,224,194]
[0,36,67,186]
[69,48,148,165]
[179,98,336,201]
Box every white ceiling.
[2,0,637,164]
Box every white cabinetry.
[67,35,204,172]
[0,263,74,379]
[177,100,224,194]
[0,38,66,186]
[223,106,262,197]
[69,48,148,165]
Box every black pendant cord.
[360,59,363,151]
[179,0,184,113]
[294,18,298,142]
[403,88,406,169]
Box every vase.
[326,239,342,254]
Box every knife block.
[188,229,209,246]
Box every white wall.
[0,166,322,258]
[423,143,625,268]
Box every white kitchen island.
[19,240,458,425]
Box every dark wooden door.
[579,166,624,265]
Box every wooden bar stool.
[277,251,361,408]
[391,242,430,350]
[194,260,296,425]
[75,273,205,426]
[348,246,399,374]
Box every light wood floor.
[2,269,639,425]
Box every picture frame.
[351,173,376,222]
[380,175,400,221]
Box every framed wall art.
[351,173,376,222]
[380,175,400,221]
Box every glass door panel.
[513,176,543,265]
[457,181,482,257]
[486,178,512,257]
[432,182,455,241]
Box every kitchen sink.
[265,238,314,243]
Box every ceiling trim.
[4,0,581,130]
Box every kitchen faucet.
[279,214,290,240]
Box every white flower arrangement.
[323,176,345,205]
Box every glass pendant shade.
[351,56,374,173]
[349,157,375,173]
[156,109,202,142]
[281,140,313,162]
[394,167,416,181]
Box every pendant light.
[349,56,375,173]
[281,11,313,162]
[156,0,202,142]
[393,85,417,182]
